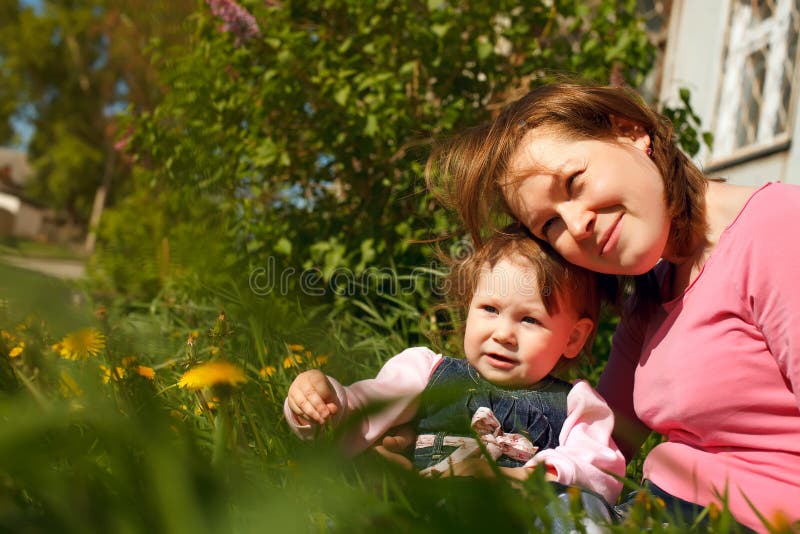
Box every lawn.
[0,261,93,337]
[0,237,83,261]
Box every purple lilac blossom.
[205,0,261,45]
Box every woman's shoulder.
[726,182,800,233]
[712,182,800,287]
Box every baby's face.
[463,259,592,387]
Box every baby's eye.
[482,305,498,314]
[521,316,540,325]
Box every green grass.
[0,237,83,261]
[0,262,93,336]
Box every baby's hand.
[287,370,339,426]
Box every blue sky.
[20,0,42,13]
[6,0,42,149]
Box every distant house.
[656,0,800,186]
[0,147,45,239]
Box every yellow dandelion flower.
[0,330,12,340]
[283,354,303,368]
[195,398,218,414]
[190,330,200,339]
[136,365,155,379]
[315,354,329,366]
[100,365,126,384]
[259,365,276,378]
[706,503,720,521]
[305,350,312,359]
[57,328,105,360]
[178,361,246,390]
[121,355,137,366]
[287,343,304,351]
[9,345,24,358]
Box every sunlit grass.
[0,262,92,336]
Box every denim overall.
[413,357,572,470]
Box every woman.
[421,82,800,532]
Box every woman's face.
[503,126,671,275]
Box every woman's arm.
[741,190,800,409]
[597,309,651,462]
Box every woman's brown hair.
[426,81,709,308]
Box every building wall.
[659,0,800,186]
[13,203,44,239]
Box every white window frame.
[709,0,799,165]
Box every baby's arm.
[286,370,340,426]
[524,380,626,504]
[283,347,442,454]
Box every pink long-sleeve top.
[285,346,625,504]
[598,182,800,532]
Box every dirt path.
[0,254,86,280]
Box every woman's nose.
[561,204,595,241]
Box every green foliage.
[89,168,236,301]
[123,0,657,300]
[0,0,195,223]
[661,87,714,157]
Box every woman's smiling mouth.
[599,214,623,256]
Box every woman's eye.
[566,172,580,193]
[540,217,558,240]
[522,316,539,325]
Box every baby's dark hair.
[444,223,603,364]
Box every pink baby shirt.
[285,346,626,504]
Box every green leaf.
[476,39,493,60]
[431,23,450,38]
[364,114,378,137]
[275,237,292,257]
[334,85,350,106]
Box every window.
[713,0,800,159]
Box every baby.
[285,225,625,505]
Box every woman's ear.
[609,115,651,152]
[562,317,595,359]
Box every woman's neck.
[665,180,758,298]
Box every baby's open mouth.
[486,353,515,364]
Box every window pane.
[739,0,777,26]
[737,48,767,147]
